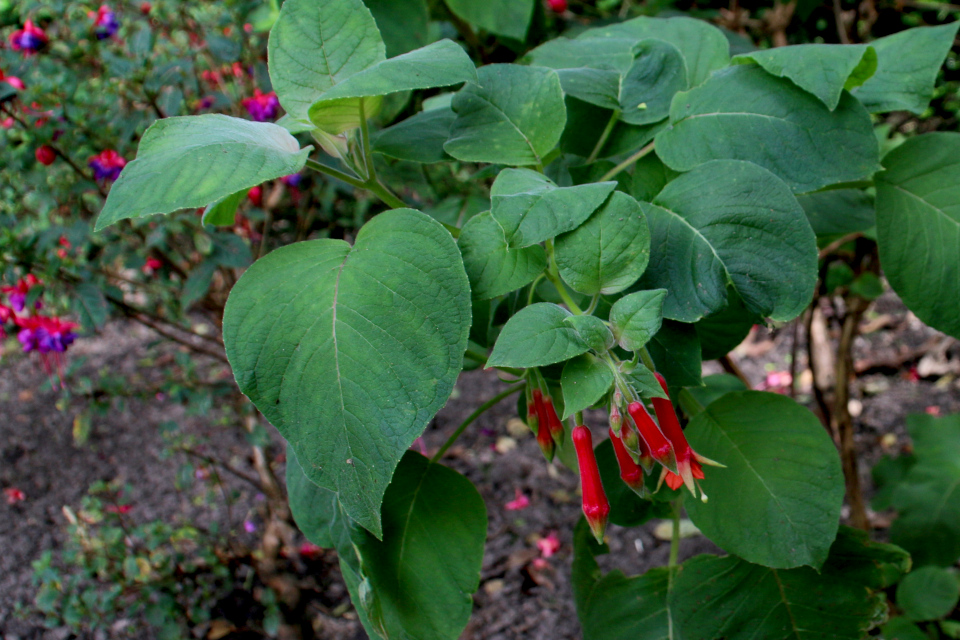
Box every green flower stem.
[669,499,682,569]
[359,98,376,181]
[545,239,584,315]
[639,346,657,372]
[598,141,655,182]
[587,109,621,164]
[431,382,526,463]
[527,274,546,306]
[304,158,368,190]
[464,348,488,364]
[585,294,601,315]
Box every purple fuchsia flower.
[88,150,126,181]
[281,173,302,187]
[241,89,280,122]
[2,274,41,313]
[16,315,78,354]
[89,5,120,40]
[9,20,48,55]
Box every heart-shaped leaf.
[488,303,590,368]
[95,115,309,231]
[457,211,547,299]
[444,0,535,41]
[609,290,666,351]
[561,354,615,419]
[223,209,470,536]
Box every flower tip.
[693,451,726,468]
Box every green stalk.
[587,109,621,164]
[598,141,655,182]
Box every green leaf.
[678,373,747,418]
[488,303,590,368]
[222,209,470,536]
[875,132,960,340]
[630,152,680,202]
[622,364,669,400]
[733,44,877,110]
[825,526,910,590]
[443,0,535,40]
[671,531,902,640]
[457,211,547,299]
[363,0,429,57]
[850,272,884,300]
[371,107,456,163]
[95,115,309,231]
[181,260,217,309]
[646,320,701,387]
[526,37,637,74]
[638,160,817,323]
[445,64,566,167]
[559,97,665,160]
[490,169,616,247]
[577,16,729,87]
[202,189,247,226]
[308,40,477,132]
[889,413,960,566]
[797,188,875,237]
[897,566,960,621]
[353,452,486,640]
[851,23,960,114]
[871,453,915,511]
[73,283,109,331]
[683,391,845,568]
[655,65,880,193]
[609,289,666,351]
[554,191,650,295]
[561,354,615,419]
[572,518,671,640]
[268,0,385,122]
[286,445,343,549]
[882,618,929,640]
[564,315,615,353]
[694,288,762,361]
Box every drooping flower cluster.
[16,315,78,354]
[526,379,565,462]
[88,149,126,181]
[9,20,48,55]
[241,89,280,122]
[89,5,120,40]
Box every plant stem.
[668,499,681,568]
[465,348,488,364]
[545,239,583,314]
[639,346,657,372]
[585,294,601,315]
[304,158,367,189]
[359,98,376,181]
[598,141,655,182]
[527,274,546,306]
[587,110,621,164]
[431,382,526,462]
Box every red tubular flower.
[572,426,609,543]
[526,387,541,435]
[36,145,56,166]
[627,401,678,474]
[542,395,564,445]
[620,417,654,472]
[652,372,723,501]
[531,388,555,461]
[609,428,647,496]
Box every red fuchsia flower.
[9,20,48,55]
[572,426,609,543]
[627,400,678,474]
[542,393,565,445]
[16,315,78,354]
[140,2,151,15]
[1,117,13,129]
[299,542,323,559]
[548,0,568,12]
[35,145,55,166]
[0,304,13,323]
[0,70,25,91]
[88,150,126,181]
[105,504,132,515]
[609,427,647,496]
[141,257,163,275]
[2,274,41,312]
[89,5,120,40]
[200,69,222,84]
[651,372,723,501]
[231,62,246,78]
[247,185,263,207]
[537,531,561,558]
[526,386,540,435]
[3,487,26,504]
[241,89,280,122]
[505,488,530,511]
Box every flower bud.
[627,401,678,474]
[609,428,647,496]
[572,426,609,543]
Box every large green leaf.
[371,107,456,163]
[684,391,844,569]
[572,519,672,640]
[671,527,909,640]
[525,37,637,74]
[678,373,747,418]
[609,289,666,351]
[889,413,960,566]
[487,303,590,368]
[95,116,309,231]
[694,289,761,361]
[797,188,875,237]
[444,64,566,167]
[554,191,650,295]
[268,0,385,122]
[732,44,877,110]
[561,354,615,420]
[353,452,487,640]
[202,189,247,226]
[875,132,960,340]
[897,566,960,622]
[307,40,477,131]
[363,0,429,57]
[655,65,880,193]
[646,320,701,388]
[852,23,959,115]
[223,209,470,536]
[577,16,729,87]
[560,96,665,160]
[444,0,535,40]
[286,445,343,549]
[457,211,547,299]
[638,160,817,323]
[490,169,616,247]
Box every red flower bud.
[609,400,622,436]
[572,426,609,543]
[609,428,647,496]
[35,145,55,166]
[548,0,568,12]
[526,387,541,435]
[533,389,555,462]
[627,400,678,474]
[247,185,263,207]
[542,395,565,445]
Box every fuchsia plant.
[87,0,960,636]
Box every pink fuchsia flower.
[0,70,25,91]
[0,304,13,323]
[3,487,26,504]
[548,0,568,12]
[536,531,561,558]
[299,542,323,559]
[241,89,280,122]
[89,5,120,40]
[2,274,41,312]
[9,20,48,55]
[88,150,126,181]
[141,257,162,274]
[505,488,530,511]
[247,185,263,207]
